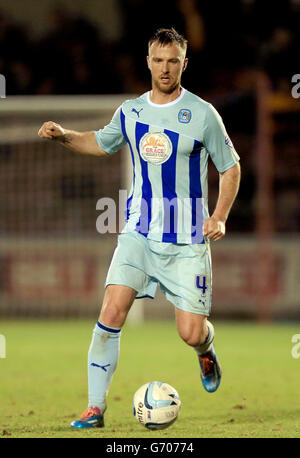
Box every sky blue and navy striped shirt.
[94,88,240,244]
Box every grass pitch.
[0,319,299,438]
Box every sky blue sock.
[88,321,121,412]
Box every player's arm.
[203,103,241,241]
[38,121,108,156]
[203,163,241,241]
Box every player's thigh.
[99,284,137,328]
[175,308,207,347]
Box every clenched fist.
[38,121,65,140]
[203,216,225,242]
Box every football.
[132,381,181,430]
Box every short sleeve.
[94,106,127,155]
[203,104,240,172]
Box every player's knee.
[100,298,128,327]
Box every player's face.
[147,42,188,94]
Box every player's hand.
[203,216,225,241]
[38,121,65,140]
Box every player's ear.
[147,55,151,70]
[183,58,188,72]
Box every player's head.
[147,28,188,95]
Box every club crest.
[178,109,192,124]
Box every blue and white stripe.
[120,111,206,244]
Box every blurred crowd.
[0,0,299,234]
[0,0,299,97]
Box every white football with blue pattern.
[132,381,181,430]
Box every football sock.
[88,321,121,412]
[193,320,214,356]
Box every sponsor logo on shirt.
[132,107,143,118]
[178,109,192,123]
[225,136,233,148]
[139,132,172,165]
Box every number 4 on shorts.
[195,275,208,296]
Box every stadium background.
[0,0,300,440]
[0,0,299,321]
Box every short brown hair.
[148,28,188,52]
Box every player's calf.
[176,311,208,347]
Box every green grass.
[0,320,299,438]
